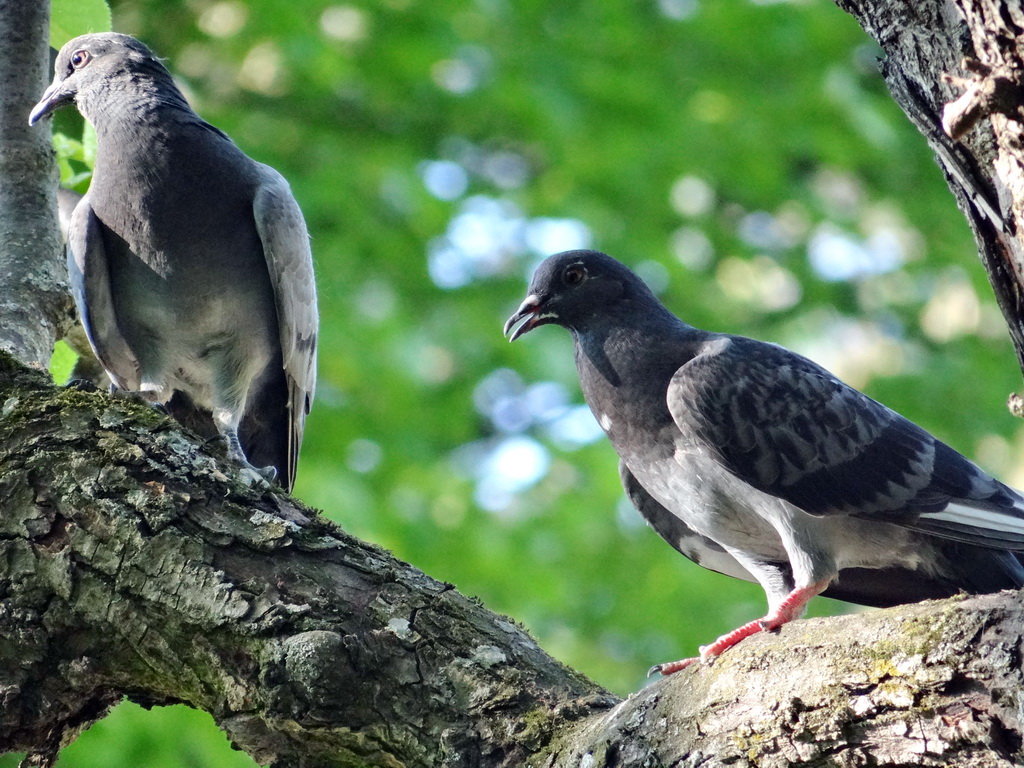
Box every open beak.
[28,81,71,126]
[504,294,547,341]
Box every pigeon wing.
[252,165,318,487]
[666,335,1024,548]
[66,197,141,390]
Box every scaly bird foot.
[650,580,831,676]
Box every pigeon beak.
[28,81,72,126]
[504,294,550,341]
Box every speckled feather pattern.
[510,250,1024,614]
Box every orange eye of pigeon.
[70,50,91,69]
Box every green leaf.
[50,0,112,49]
[52,132,93,187]
[82,120,98,167]
[48,340,77,385]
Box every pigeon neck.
[573,303,698,391]
[577,296,684,340]
[82,76,197,138]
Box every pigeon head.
[504,250,657,341]
[30,33,179,126]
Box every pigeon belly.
[105,234,279,407]
[620,431,935,585]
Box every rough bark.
[835,0,1024,382]
[2,0,1024,766]
[0,1,74,368]
[0,355,613,767]
[1,354,1023,768]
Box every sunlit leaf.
[48,340,77,385]
[50,0,111,49]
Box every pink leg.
[650,579,830,676]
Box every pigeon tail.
[238,363,293,490]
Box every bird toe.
[649,657,699,676]
[235,465,272,489]
[64,378,99,392]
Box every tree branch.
[1,355,1023,767]
[0,354,611,767]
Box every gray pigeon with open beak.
[506,249,1024,674]
[31,33,317,491]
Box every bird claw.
[657,583,831,675]
[64,378,99,392]
[236,465,272,489]
[234,460,278,489]
[648,656,700,676]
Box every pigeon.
[30,33,317,491]
[505,249,1024,674]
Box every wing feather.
[666,336,1024,547]
[67,197,140,390]
[252,166,318,486]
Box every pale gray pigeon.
[31,33,317,491]
[506,249,1024,674]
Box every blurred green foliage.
[10,0,1023,765]
[49,0,111,49]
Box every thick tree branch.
[1,356,1023,767]
[0,1,73,367]
[551,593,1024,767]
[0,354,611,767]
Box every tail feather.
[827,545,1024,607]
[916,499,1024,549]
[239,363,292,491]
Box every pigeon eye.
[70,50,91,69]
[563,265,587,286]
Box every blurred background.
[8,0,1024,764]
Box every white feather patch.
[920,501,1024,535]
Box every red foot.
[651,579,830,676]
[648,657,698,676]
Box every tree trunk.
[0,0,73,369]
[3,0,1024,766]
[837,0,1024,382]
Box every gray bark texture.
[0,1,74,369]
[2,0,1024,766]
[1,355,1023,768]
[836,0,1024,382]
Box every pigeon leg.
[650,579,830,676]
[213,406,277,486]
